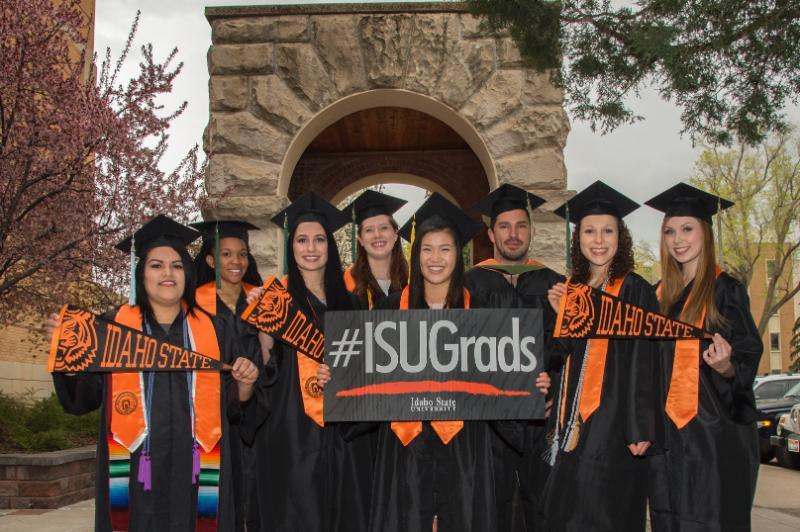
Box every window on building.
[770,332,780,352]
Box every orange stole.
[195,282,257,317]
[343,268,356,292]
[390,287,469,446]
[279,276,325,427]
[659,266,724,429]
[111,305,222,453]
[570,275,626,423]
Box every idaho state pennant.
[47,305,228,373]
[240,275,326,426]
[553,282,713,341]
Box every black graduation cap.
[553,180,640,222]
[644,183,734,225]
[270,192,349,233]
[343,190,407,225]
[115,214,200,258]
[190,220,259,245]
[398,192,483,246]
[471,183,546,222]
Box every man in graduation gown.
[464,184,565,531]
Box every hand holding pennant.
[553,281,714,340]
[240,275,325,362]
[48,305,231,373]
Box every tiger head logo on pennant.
[253,279,292,333]
[559,283,595,338]
[55,308,99,372]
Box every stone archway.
[204,2,571,274]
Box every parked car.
[770,402,800,470]
[754,373,800,401]
[756,380,800,462]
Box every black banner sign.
[554,282,712,340]
[323,308,545,422]
[240,275,325,361]
[47,305,226,373]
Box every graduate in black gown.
[542,182,660,532]
[191,220,264,532]
[48,215,259,532]
[341,190,408,309]
[644,184,762,531]
[244,193,374,532]
[465,184,563,531]
[321,192,549,532]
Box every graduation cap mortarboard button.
[115,214,200,258]
[644,183,734,225]
[342,190,408,225]
[270,192,349,233]
[398,192,483,245]
[471,183,547,221]
[552,180,640,222]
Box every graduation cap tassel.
[408,215,416,284]
[350,207,357,265]
[716,196,724,267]
[565,204,572,273]
[282,213,289,276]
[214,222,221,290]
[128,234,136,307]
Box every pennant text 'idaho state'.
[554,282,713,340]
[48,305,227,373]
[240,275,325,362]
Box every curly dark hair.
[569,216,634,283]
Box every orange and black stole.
[555,274,627,452]
[279,276,326,427]
[344,266,375,309]
[389,287,469,446]
[107,305,222,532]
[658,266,723,429]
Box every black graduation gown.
[367,292,498,532]
[647,272,762,532]
[541,273,660,532]
[245,292,374,532]
[52,308,241,532]
[464,264,565,531]
[200,290,265,532]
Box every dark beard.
[497,241,528,262]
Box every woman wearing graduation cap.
[340,192,502,531]
[47,215,259,532]
[342,189,409,309]
[644,184,762,531]
[243,192,374,532]
[190,220,264,532]
[542,181,660,532]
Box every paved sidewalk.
[1,462,798,531]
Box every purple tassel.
[137,452,152,491]
[192,442,201,485]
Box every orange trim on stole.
[343,268,356,292]
[576,275,626,423]
[196,282,257,316]
[391,286,469,446]
[112,305,222,452]
[659,265,724,429]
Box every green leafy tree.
[633,240,658,285]
[468,0,800,145]
[690,130,800,335]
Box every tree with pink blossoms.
[0,0,204,323]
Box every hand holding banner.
[48,305,229,373]
[240,275,325,361]
[554,281,713,340]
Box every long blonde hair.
[658,218,726,330]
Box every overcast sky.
[94,0,798,244]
